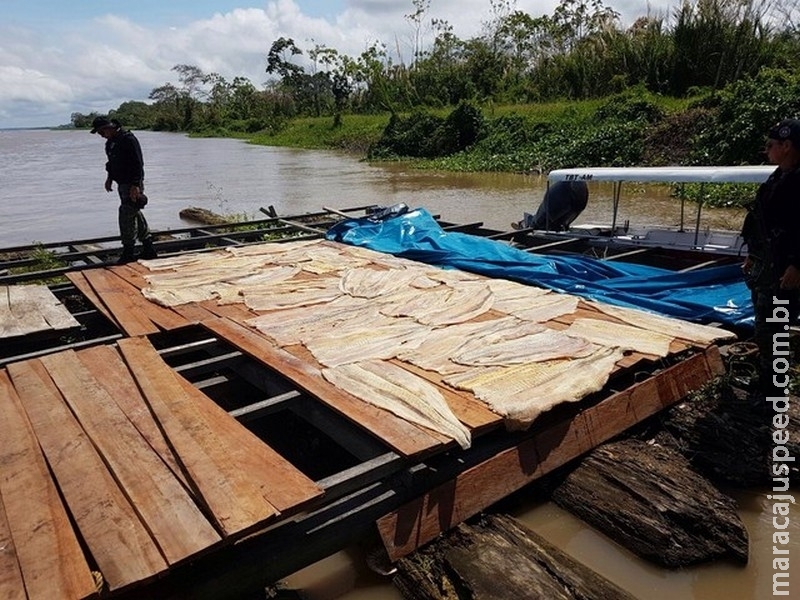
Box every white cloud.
[0,0,678,128]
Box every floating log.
[551,438,749,568]
[393,513,636,600]
[179,207,234,225]
[659,382,800,487]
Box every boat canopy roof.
[547,166,775,184]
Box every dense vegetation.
[71,0,800,204]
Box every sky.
[0,0,678,129]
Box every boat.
[509,165,775,262]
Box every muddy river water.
[2,129,795,599]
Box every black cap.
[90,116,115,134]
[767,119,800,147]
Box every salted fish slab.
[242,278,343,311]
[225,239,322,257]
[565,317,674,357]
[509,293,580,323]
[246,295,377,346]
[388,284,494,326]
[142,285,219,307]
[587,300,735,346]
[453,327,595,366]
[396,316,526,375]
[339,267,426,299]
[446,347,624,430]
[322,360,471,449]
[303,320,432,367]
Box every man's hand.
[104,177,113,192]
[130,185,140,201]
[741,256,753,275]
[780,265,800,289]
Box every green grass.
[247,114,390,153]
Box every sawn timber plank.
[101,267,189,332]
[376,346,725,561]
[39,350,222,565]
[0,371,98,600]
[14,284,80,330]
[175,375,323,514]
[116,336,284,538]
[81,268,160,336]
[0,490,26,600]
[201,317,446,458]
[77,345,190,490]
[65,271,120,328]
[5,359,168,590]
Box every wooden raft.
[0,284,80,339]
[375,345,726,561]
[0,338,322,598]
[63,246,713,463]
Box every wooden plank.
[21,285,79,330]
[173,303,223,324]
[116,336,282,538]
[376,347,724,561]
[82,268,160,336]
[0,285,49,337]
[0,371,98,600]
[199,299,256,322]
[201,317,445,458]
[174,375,323,513]
[5,359,167,590]
[39,350,222,565]
[6,285,79,333]
[0,489,26,600]
[77,345,190,489]
[65,271,119,327]
[101,268,189,332]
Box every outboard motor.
[517,181,589,231]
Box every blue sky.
[0,0,676,128]
[3,1,345,26]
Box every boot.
[141,239,158,260]
[116,247,136,265]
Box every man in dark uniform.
[91,116,157,263]
[741,118,800,399]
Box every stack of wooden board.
[0,284,80,339]
[0,337,322,598]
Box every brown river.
[2,129,795,599]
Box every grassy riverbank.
[239,92,757,208]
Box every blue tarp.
[326,207,753,330]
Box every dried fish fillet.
[565,317,674,357]
[304,320,431,367]
[246,295,377,346]
[323,360,471,449]
[487,279,551,312]
[339,267,423,298]
[243,278,343,311]
[225,239,322,257]
[396,316,525,375]
[510,293,580,323]
[446,347,624,430]
[142,285,218,307]
[453,327,595,366]
[587,300,735,346]
[383,283,494,326]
